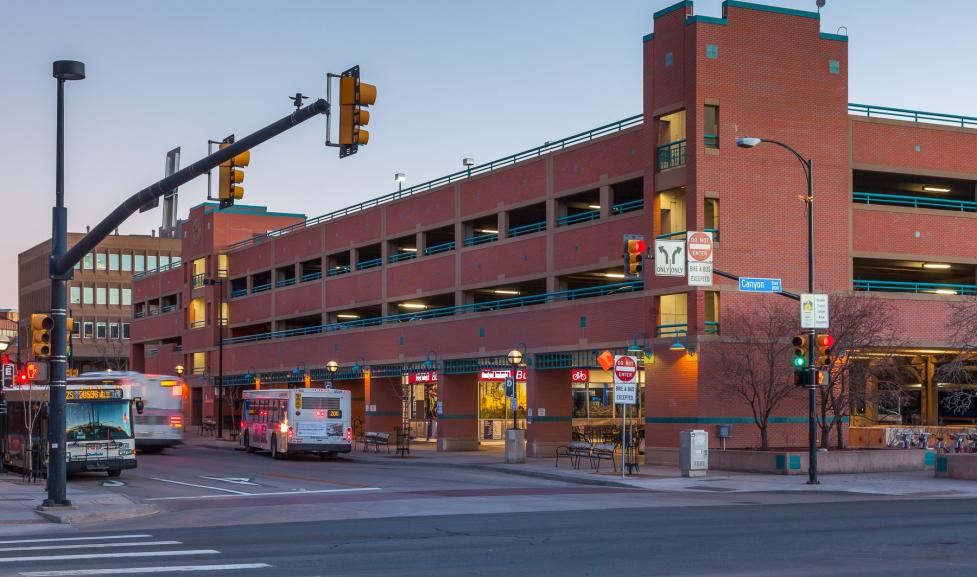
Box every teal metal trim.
[723,0,819,20]
[819,32,848,42]
[654,0,692,19]
[643,33,654,42]
[775,455,785,469]
[789,455,801,470]
[439,414,478,420]
[646,416,850,424]
[685,15,728,26]
[849,103,977,129]
[853,191,976,212]
[204,207,307,219]
[936,456,948,473]
[533,416,572,422]
[854,279,977,296]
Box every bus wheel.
[243,431,256,453]
[107,470,122,478]
[270,437,283,460]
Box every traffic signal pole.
[806,158,818,485]
[44,87,328,508]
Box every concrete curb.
[35,504,159,524]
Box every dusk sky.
[1,0,975,308]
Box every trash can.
[680,429,708,477]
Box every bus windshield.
[66,401,133,441]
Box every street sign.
[613,355,638,405]
[801,293,830,328]
[504,376,515,398]
[738,277,783,293]
[654,240,686,277]
[686,231,714,287]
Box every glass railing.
[463,233,499,247]
[556,211,599,227]
[853,191,977,212]
[357,258,382,270]
[222,281,643,345]
[657,139,686,171]
[853,280,977,296]
[424,241,455,255]
[507,221,546,237]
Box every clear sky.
[1,0,975,308]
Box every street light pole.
[46,60,85,508]
[326,360,338,388]
[204,278,224,438]
[736,137,819,485]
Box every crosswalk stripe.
[0,550,218,563]
[20,563,272,576]
[0,535,153,546]
[145,486,381,501]
[0,541,180,553]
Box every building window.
[706,44,718,59]
[220,302,229,326]
[83,253,94,270]
[122,253,132,272]
[659,293,688,332]
[83,286,94,305]
[147,254,158,270]
[96,253,107,271]
[69,286,81,304]
[192,352,206,375]
[828,59,840,74]
[665,52,673,67]
[96,322,107,339]
[705,291,720,334]
[122,323,130,339]
[218,254,228,278]
[122,287,132,306]
[109,253,120,271]
[71,320,80,337]
[189,297,206,328]
[160,255,170,268]
[705,197,719,234]
[135,254,145,272]
[83,321,94,339]
[96,286,107,306]
[109,322,120,339]
[704,105,719,149]
[109,286,120,306]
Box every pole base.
[806,479,821,485]
[39,500,74,509]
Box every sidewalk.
[0,473,158,525]
[195,436,977,498]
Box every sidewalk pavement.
[195,435,977,498]
[0,472,158,525]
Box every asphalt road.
[4,499,977,576]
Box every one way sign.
[654,240,686,277]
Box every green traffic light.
[793,355,806,368]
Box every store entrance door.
[478,369,526,443]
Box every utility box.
[680,429,709,477]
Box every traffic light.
[218,139,250,209]
[623,236,646,279]
[816,333,834,368]
[66,317,73,362]
[304,373,311,388]
[338,65,377,158]
[791,334,808,372]
[31,313,53,358]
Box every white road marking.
[0,541,179,553]
[101,480,125,487]
[0,535,152,546]
[145,487,381,501]
[0,550,218,563]
[150,477,251,495]
[20,563,271,576]
[199,476,258,486]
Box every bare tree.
[817,293,907,449]
[933,297,977,416]
[717,301,799,450]
[92,338,129,372]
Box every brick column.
[332,379,366,436]
[526,369,572,457]
[364,376,403,435]
[437,373,479,451]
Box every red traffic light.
[816,334,835,348]
[627,239,647,254]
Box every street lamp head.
[462,158,475,168]
[394,173,406,183]
[735,137,762,149]
[326,360,339,373]
[507,349,523,366]
[174,364,185,376]
[53,60,85,81]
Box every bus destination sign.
[66,388,124,401]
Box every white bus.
[4,382,138,477]
[72,372,185,452]
[241,388,352,459]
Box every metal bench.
[590,443,618,472]
[555,441,592,469]
[363,432,391,453]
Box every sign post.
[613,355,638,478]
[686,231,714,287]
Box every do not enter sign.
[687,231,714,262]
[613,355,638,405]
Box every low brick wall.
[648,447,929,475]
[935,453,977,479]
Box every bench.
[555,441,592,469]
[363,432,391,453]
[590,443,618,472]
[200,419,217,436]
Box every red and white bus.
[241,388,352,459]
[71,372,185,452]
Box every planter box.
[647,447,929,475]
